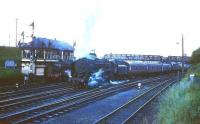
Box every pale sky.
[0,0,200,58]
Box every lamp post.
[16,18,18,47]
[181,34,184,77]
[176,34,185,78]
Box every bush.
[190,47,200,65]
[187,64,200,78]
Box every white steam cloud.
[88,69,104,87]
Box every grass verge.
[0,67,22,78]
[158,65,200,124]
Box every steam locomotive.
[71,58,115,88]
[70,57,188,88]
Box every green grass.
[0,67,23,78]
[187,63,200,77]
[0,46,21,67]
[158,65,200,124]
[0,46,22,80]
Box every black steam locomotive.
[70,56,187,88]
[71,58,115,88]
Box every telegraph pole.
[9,34,11,47]
[16,18,18,47]
[182,34,184,76]
[30,21,34,38]
[21,31,25,43]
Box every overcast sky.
[0,0,200,58]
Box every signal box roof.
[19,37,74,51]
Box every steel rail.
[0,76,164,123]
[94,78,175,124]
[0,87,75,110]
[0,82,68,100]
[122,79,176,124]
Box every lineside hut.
[19,37,74,82]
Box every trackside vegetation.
[0,67,23,78]
[0,46,23,85]
[190,47,200,65]
[0,46,21,67]
[158,48,200,124]
[158,77,200,124]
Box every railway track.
[122,79,177,124]
[94,78,176,124]
[0,82,78,116]
[0,87,77,113]
[0,76,166,124]
[0,82,69,100]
